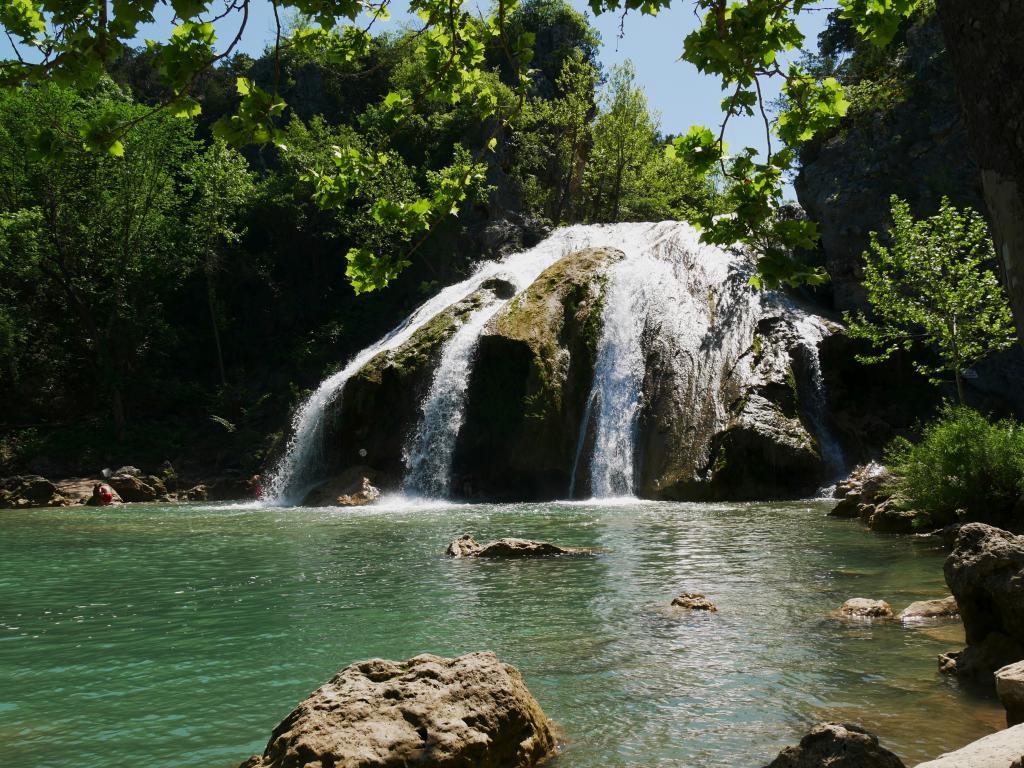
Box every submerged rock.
[671,592,717,612]
[898,596,959,623]
[996,661,1024,727]
[942,523,1024,680]
[445,535,593,558]
[914,723,1024,768]
[239,651,556,768]
[763,722,905,768]
[840,598,894,619]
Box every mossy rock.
[323,284,507,481]
[452,247,623,500]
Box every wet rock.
[445,535,593,558]
[867,501,919,534]
[943,523,1024,680]
[642,311,837,502]
[938,632,1024,681]
[184,484,208,501]
[238,651,556,768]
[996,660,1024,727]
[114,465,141,476]
[326,283,514,484]
[898,596,959,623]
[453,247,623,500]
[205,475,257,501]
[830,464,919,532]
[0,475,67,508]
[107,474,160,503]
[671,592,717,612]
[302,467,385,507]
[840,598,894,619]
[763,722,905,768]
[914,723,1024,768]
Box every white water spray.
[403,299,507,497]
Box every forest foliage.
[0,0,721,471]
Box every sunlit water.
[0,500,1001,767]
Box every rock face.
[763,723,905,768]
[898,596,959,623]
[452,248,622,500]
[325,283,514,485]
[671,593,717,612]
[996,661,1024,727]
[914,723,1024,768]
[239,651,556,768]
[795,14,984,313]
[645,312,838,501]
[445,534,593,559]
[840,598,895,619]
[942,523,1024,679]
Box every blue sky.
[2,1,830,197]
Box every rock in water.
[239,652,556,768]
[445,535,593,558]
[0,475,67,508]
[996,661,1024,727]
[763,723,905,768]
[107,473,160,503]
[898,596,959,624]
[942,523,1024,679]
[671,593,717,611]
[840,598,894,619]
[914,723,1024,768]
[302,468,384,507]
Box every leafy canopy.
[1,0,926,290]
[845,195,1017,401]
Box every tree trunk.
[112,386,126,442]
[935,0,1024,337]
[207,276,227,387]
[955,369,966,405]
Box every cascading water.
[793,316,846,478]
[268,220,844,505]
[266,223,655,504]
[402,299,507,497]
[573,224,762,499]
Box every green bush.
[886,406,1024,525]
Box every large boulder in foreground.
[942,523,1024,679]
[763,722,905,768]
[239,652,555,768]
[914,723,1024,768]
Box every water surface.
[0,499,1001,767]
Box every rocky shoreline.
[0,467,259,508]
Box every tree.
[0,81,198,437]
[845,195,1016,404]
[184,139,255,387]
[8,0,1019,315]
[582,61,658,223]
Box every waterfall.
[265,223,647,505]
[793,316,846,478]
[268,220,842,505]
[573,224,761,499]
[402,299,507,497]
